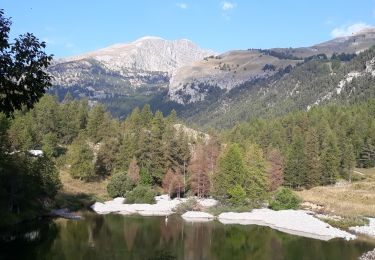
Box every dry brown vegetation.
[297,168,375,217]
[59,170,110,199]
[55,170,111,210]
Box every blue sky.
[3,0,375,58]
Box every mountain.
[48,37,215,115]
[60,36,216,74]
[168,28,375,104]
[178,44,375,129]
[49,29,375,124]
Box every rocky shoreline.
[88,195,375,241]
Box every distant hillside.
[48,36,215,117]
[48,29,375,122]
[168,28,375,105]
[178,46,375,129]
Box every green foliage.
[67,137,95,181]
[224,100,375,189]
[227,185,247,205]
[86,104,116,143]
[125,186,156,204]
[0,152,61,227]
[214,143,269,206]
[179,47,375,130]
[269,187,301,210]
[0,10,53,117]
[174,198,199,214]
[107,173,135,198]
[139,167,153,186]
[42,132,58,157]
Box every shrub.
[107,173,135,198]
[174,198,199,214]
[269,187,301,210]
[228,185,247,206]
[125,186,156,204]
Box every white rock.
[28,150,44,157]
[350,218,375,238]
[198,198,218,208]
[218,208,355,241]
[182,211,214,222]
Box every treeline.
[224,99,375,189]
[3,93,290,208]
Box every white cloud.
[176,3,188,9]
[221,1,236,11]
[331,22,373,38]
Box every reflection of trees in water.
[183,221,213,260]
[0,219,59,259]
[3,213,373,260]
[124,222,138,251]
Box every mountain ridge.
[49,30,375,125]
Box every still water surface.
[0,212,374,260]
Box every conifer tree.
[305,127,322,188]
[320,131,340,185]
[284,127,307,188]
[68,137,95,181]
[127,157,140,184]
[266,148,284,191]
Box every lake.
[0,212,374,260]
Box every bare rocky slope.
[49,29,375,124]
[168,28,375,104]
[49,36,215,101]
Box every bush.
[228,185,247,206]
[174,198,199,214]
[107,173,135,198]
[125,186,156,204]
[269,187,301,210]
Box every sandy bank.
[218,209,355,241]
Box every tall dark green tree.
[284,127,307,188]
[305,127,322,188]
[320,131,340,185]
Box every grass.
[206,204,253,216]
[55,170,110,211]
[297,168,375,218]
[318,216,369,230]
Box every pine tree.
[320,131,340,185]
[266,148,284,191]
[127,157,140,184]
[213,144,246,199]
[95,137,119,176]
[305,127,322,188]
[188,144,210,197]
[68,137,95,181]
[340,142,355,181]
[140,104,153,128]
[139,167,152,186]
[86,104,114,143]
[116,132,137,172]
[284,127,307,188]
[244,144,269,203]
[358,139,375,168]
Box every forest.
[2,91,375,226]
